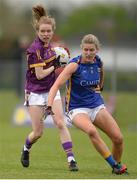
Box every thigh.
[94,108,122,139]
[28,106,44,131]
[73,113,96,134]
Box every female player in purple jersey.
[21,4,78,171]
[46,34,128,175]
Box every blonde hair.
[32,5,56,31]
[81,34,101,50]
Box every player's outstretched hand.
[45,106,54,116]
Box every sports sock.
[62,141,75,162]
[23,137,32,151]
[105,154,118,168]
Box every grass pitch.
[0,90,137,179]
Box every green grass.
[0,90,137,179]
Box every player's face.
[37,23,54,45]
[81,43,98,62]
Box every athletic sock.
[62,141,75,162]
[105,154,117,168]
[23,137,32,151]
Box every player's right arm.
[27,51,55,80]
[35,66,54,80]
[35,55,62,80]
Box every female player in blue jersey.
[46,34,128,174]
[20,4,78,171]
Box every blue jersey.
[65,55,104,112]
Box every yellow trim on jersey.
[29,55,56,68]
[66,78,72,112]
[44,55,56,63]
[29,62,46,68]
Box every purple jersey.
[25,37,56,93]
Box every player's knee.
[55,119,65,129]
[113,133,123,145]
[87,128,97,137]
[54,115,65,129]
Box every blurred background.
[0,0,137,178]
